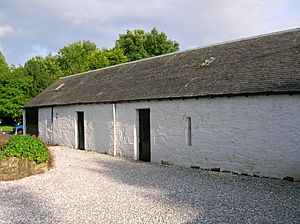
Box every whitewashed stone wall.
[39,104,113,154]
[115,95,300,180]
[38,107,53,143]
[38,94,300,180]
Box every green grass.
[0,125,14,132]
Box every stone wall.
[38,107,53,144]
[37,94,300,181]
[112,95,300,180]
[39,104,113,154]
[0,157,49,181]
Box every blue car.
[13,125,23,134]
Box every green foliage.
[58,40,97,75]
[0,135,49,163]
[116,27,179,61]
[86,50,110,70]
[104,45,128,66]
[144,28,179,57]
[116,29,148,61]
[24,55,62,97]
[0,51,10,75]
[0,70,33,119]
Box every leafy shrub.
[0,135,49,164]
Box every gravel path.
[0,146,299,224]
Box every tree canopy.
[104,45,128,66]
[116,27,179,61]
[58,40,97,75]
[24,55,62,97]
[0,27,180,122]
[0,51,10,76]
[0,66,33,119]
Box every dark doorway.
[77,112,85,150]
[139,109,151,161]
[25,108,39,136]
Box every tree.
[86,45,128,70]
[0,51,30,120]
[116,29,148,61]
[57,40,97,75]
[0,71,33,120]
[86,50,110,70]
[43,54,63,80]
[115,27,179,61]
[24,55,62,97]
[0,50,10,75]
[105,45,128,66]
[144,27,179,57]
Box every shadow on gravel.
[0,186,59,223]
[88,158,300,224]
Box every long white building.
[24,29,300,181]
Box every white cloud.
[45,0,170,25]
[37,0,300,48]
[0,0,299,65]
[25,45,51,60]
[0,24,13,39]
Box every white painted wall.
[115,95,300,180]
[38,107,53,143]
[38,95,300,180]
[22,110,26,135]
[39,104,114,154]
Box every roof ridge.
[60,27,300,80]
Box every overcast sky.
[0,0,299,66]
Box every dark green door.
[139,109,150,161]
[77,112,85,150]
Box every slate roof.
[25,28,300,108]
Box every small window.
[51,107,54,123]
[186,116,192,146]
[55,83,65,91]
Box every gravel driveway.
[0,146,299,224]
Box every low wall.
[0,157,49,181]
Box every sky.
[0,0,299,66]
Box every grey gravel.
[0,146,299,224]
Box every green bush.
[0,135,49,164]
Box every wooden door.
[139,109,150,161]
[77,112,85,150]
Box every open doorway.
[25,108,39,136]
